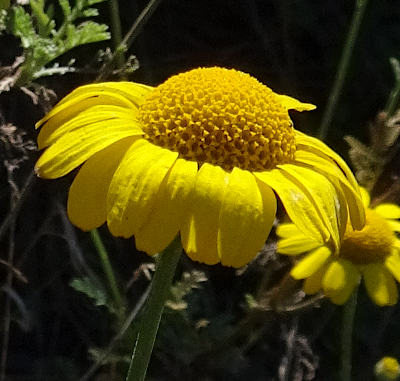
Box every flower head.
[35,67,364,267]
[277,187,400,305]
[375,357,400,381]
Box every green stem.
[125,237,181,381]
[90,229,124,312]
[318,0,369,139]
[97,0,163,81]
[340,287,358,381]
[108,0,125,72]
[385,58,400,117]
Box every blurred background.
[1,0,400,380]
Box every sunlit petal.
[35,120,143,179]
[278,164,342,251]
[290,246,332,279]
[217,168,276,267]
[277,236,321,255]
[135,158,198,255]
[67,138,133,230]
[294,147,363,231]
[107,139,178,238]
[375,203,400,220]
[255,169,329,244]
[274,94,316,111]
[181,163,229,265]
[276,223,304,238]
[38,105,139,149]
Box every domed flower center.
[138,67,296,171]
[340,209,395,265]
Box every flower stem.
[318,0,369,139]
[125,237,181,381]
[108,0,125,73]
[340,287,358,381]
[90,229,124,312]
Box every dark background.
[1,0,400,380]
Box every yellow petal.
[290,246,332,279]
[295,131,358,189]
[274,94,316,112]
[36,91,137,134]
[217,168,276,268]
[255,169,329,244]
[359,187,371,208]
[323,259,360,305]
[36,82,152,129]
[295,131,365,230]
[276,223,303,238]
[277,236,321,255]
[388,220,400,232]
[35,119,143,179]
[278,164,342,251]
[375,203,400,220]
[134,158,198,255]
[303,263,329,294]
[56,82,153,108]
[363,264,398,306]
[38,105,138,149]
[385,249,400,283]
[322,259,360,293]
[294,148,363,232]
[107,139,178,238]
[67,137,133,230]
[181,163,229,265]
[329,281,358,305]
[394,240,400,250]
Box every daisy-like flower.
[277,188,400,305]
[35,67,364,268]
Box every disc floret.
[138,67,296,171]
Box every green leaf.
[7,0,110,86]
[64,21,109,48]
[30,0,53,37]
[81,7,98,17]
[87,0,107,6]
[8,6,37,48]
[70,276,109,308]
[58,0,71,17]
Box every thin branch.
[318,0,369,139]
[0,170,35,241]
[385,58,400,117]
[96,0,163,81]
[78,285,151,381]
[0,171,20,381]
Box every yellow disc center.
[340,209,395,265]
[138,67,296,171]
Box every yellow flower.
[277,187,400,305]
[35,67,364,267]
[375,357,400,381]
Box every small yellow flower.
[277,188,400,305]
[35,67,364,267]
[375,357,400,380]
